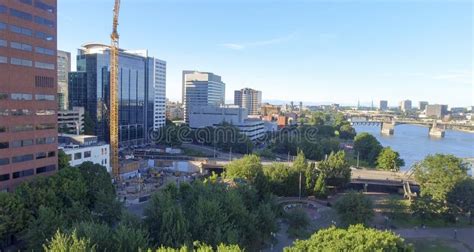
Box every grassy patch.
[407,238,459,252]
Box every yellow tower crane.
[110,0,121,180]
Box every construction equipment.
[110,0,121,180]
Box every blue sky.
[58,0,473,107]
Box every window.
[0,93,8,100]
[0,109,8,116]
[0,126,7,133]
[36,137,55,145]
[84,151,91,158]
[35,76,54,88]
[11,58,33,67]
[36,165,55,174]
[10,109,32,116]
[10,8,33,21]
[11,93,32,100]
[34,16,54,28]
[13,169,34,179]
[0,174,9,182]
[0,158,9,166]
[0,39,6,47]
[74,152,82,160]
[35,123,55,130]
[10,25,33,36]
[12,154,34,163]
[35,61,55,70]
[35,47,55,56]
[11,124,34,132]
[36,109,55,116]
[11,139,34,148]
[10,41,32,51]
[0,5,7,14]
[0,56,7,64]
[0,21,6,30]
[35,152,46,159]
[0,142,8,149]
[19,0,33,5]
[36,31,54,41]
[48,151,55,157]
[35,1,55,13]
[35,94,55,101]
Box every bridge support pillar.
[381,122,395,135]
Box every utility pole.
[298,171,302,200]
[357,151,360,168]
[229,147,232,161]
[288,151,290,165]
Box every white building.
[59,134,111,173]
[154,59,166,130]
[189,105,265,141]
[58,106,84,135]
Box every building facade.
[68,44,166,146]
[188,105,265,141]
[234,88,262,115]
[399,100,412,112]
[58,106,84,135]
[166,99,184,120]
[379,100,388,111]
[426,104,448,119]
[419,101,428,111]
[57,49,70,110]
[182,71,225,123]
[59,134,110,173]
[0,0,58,191]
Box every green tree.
[284,225,413,251]
[43,230,95,252]
[225,155,264,186]
[313,174,327,199]
[58,149,70,170]
[72,221,114,252]
[353,133,382,166]
[334,192,374,226]
[338,124,356,140]
[0,193,29,247]
[376,147,405,171]
[414,154,469,202]
[23,206,68,250]
[286,208,310,238]
[447,178,474,224]
[112,224,150,252]
[318,151,351,189]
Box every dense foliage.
[353,132,382,166]
[284,225,413,251]
[144,181,278,250]
[376,147,405,171]
[412,154,470,222]
[334,192,374,226]
[0,162,121,250]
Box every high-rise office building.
[234,88,262,115]
[0,0,58,191]
[426,104,448,119]
[68,44,166,146]
[399,100,412,112]
[419,101,428,111]
[379,100,388,110]
[57,50,70,110]
[182,71,225,123]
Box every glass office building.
[69,44,165,146]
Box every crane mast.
[110,0,120,180]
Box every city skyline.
[57,1,473,107]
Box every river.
[353,124,474,171]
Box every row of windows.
[2,56,55,70]
[0,39,54,56]
[0,123,56,133]
[0,137,56,149]
[35,76,55,88]
[8,7,55,28]
[0,92,54,101]
[0,108,55,116]
[0,165,56,182]
[17,0,55,13]
[0,21,55,41]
